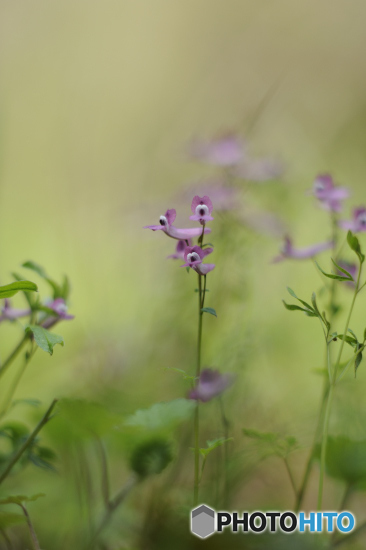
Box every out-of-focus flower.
[187,133,283,182]
[337,261,357,288]
[0,299,30,323]
[189,368,233,402]
[188,134,244,166]
[311,174,349,212]
[42,298,74,329]
[144,208,211,240]
[189,195,214,224]
[167,239,190,260]
[181,245,215,275]
[339,207,366,233]
[233,157,283,182]
[272,237,333,263]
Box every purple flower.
[337,261,358,288]
[42,298,74,329]
[189,369,233,402]
[144,208,211,240]
[189,195,214,224]
[233,157,283,182]
[188,134,243,166]
[311,174,349,212]
[179,180,239,212]
[272,236,333,262]
[339,207,366,233]
[167,239,190,260]
[0,299,30,323]
[181,245,215,275]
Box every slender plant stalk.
[20,504,40,550]
[0,398,58,485]
[283,457,297,498]
[317,260,362,510]
[194,272,203,506]
[87,475,137,549]
[0,334,29,380]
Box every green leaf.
[25,325,64,355]
[125,399,195,431]
[243,428,298,458]
[0,511,25,529]
[163,367,196,382]
[0,494,45,506]
[315,261,352,281]
[347,231,365,263]
[331,258,355,280]
[314,437,366,487]
[199,437,233,458]
[282,301,317,316]
[201,307,217,317]
[0,281,37,299]
[337,334,358,348]
[287,288,314,311]
[22,261,63,298]
[355,344,363,378]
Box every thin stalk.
[86,475,136,549]
[283,457,297,498]
[194,273,203,506]
[0,334,29,380]
[219,398,230,507]
[20,504,40,550]
[0,399,57,485]
[317,260,362,510]
[0,345,38,420]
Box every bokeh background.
[1,1,366,548]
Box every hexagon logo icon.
[191,504,215,538]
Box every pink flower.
[42,298,74,329]
[144,208,211,240]
[339,207,366,233]
[272,237,333,262]
[189,369,233,402]
[0,299,30,323]
[189,196,213,224]
[188,134,243,166]
[311,174,349,212]
[233,157,283,182]
[181,245,215,276]
[167,239,190,260]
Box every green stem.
[317,260,362,510]
[20,504,40,550]
[0,334,29,380]
[86,475,136,549]
[194,273,203,506]
[283,457,297,498]
[0,399,57,485]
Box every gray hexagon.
[191,505,215,538]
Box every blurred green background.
[1,0,366,548]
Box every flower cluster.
[144,195,216,276]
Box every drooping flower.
[188,134,244,166]
[272,236,333,263]
[189,368,233,402]
[181,245,215,275]
[311,174,349,212]
[0,299,30,323]
[167,240,189,260]
[189,196,213,224]
[42,298,74,329]
[144,208,211,240]
[339,207,366,233]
